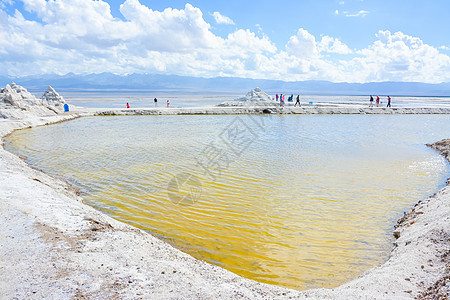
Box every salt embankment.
[1,84,449,299]
[90,106,450,116]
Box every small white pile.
[234,87,272,102]
[219,88,275,107]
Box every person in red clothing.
[126,102,130,108]
[376,96,380,107]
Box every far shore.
[1,102,449,299]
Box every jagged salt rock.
[0,82,61,115]
[41,85,65,107]
[2,84,31,106]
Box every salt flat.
[1,84,449,299]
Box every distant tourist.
[387,96,391,107]
[166,99,170,107]
[369,95,374,107]
[295,94,301,107]
[376,96,380,107]
[280,94,283,106]
[126,102,130,109]
[154,98,158,107]
[276,94,279,102]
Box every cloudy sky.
[1,0,450,83]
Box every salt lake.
[5,113,450,290]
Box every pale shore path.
[76,105,450,116]
[0,106,449,299]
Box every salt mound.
[234,88,272,102]
[0,83,66,118]
[218,88,276,107]
[41,85,66,108]
[0,82,43,108]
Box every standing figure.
[280,94,283,106]
[295,94,301,107]
[387,96,391,107]
[126,102,130,109]
[369,95,374,107]
[166,99,170,107]
[376,96,380,107]
[276,94,279,102]
[154,98,158,107]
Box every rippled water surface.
[5,114,450,290]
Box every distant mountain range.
[1,73,450,96]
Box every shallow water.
[5,114,450,290]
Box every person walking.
[289,94,294,102]
[376,96,380,107]
[276,94,279,102]
[154,98,158,107]
[387,96,391,107]
[280,94,283,107]
[294,94,301,107]
[126,102,130,109]
[369,95,374,107]
[166,99,170,107]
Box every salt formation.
[234,87,272,102]
[0,82,43,108]
[0,82,66,118]
[41,85,66,109]
[219,88,276,107]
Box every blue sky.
[1,0,450,83]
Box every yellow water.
[5,114,450,290]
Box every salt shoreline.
[76,105,450,116]
[1,107,449,299]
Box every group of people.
[275,93,301,107]
[126,98,170,108]
[369,95,391,107]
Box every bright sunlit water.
[5,114,450,290]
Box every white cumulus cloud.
[318,36,352,54]
[286,28,319,58]
[212,11,234,25]
[342,30,450,82]
[345,10,369,17]
[0,1,449,83]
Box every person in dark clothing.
[294,95,301,107]
[369,95,374,107]
[387,96,391,107]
